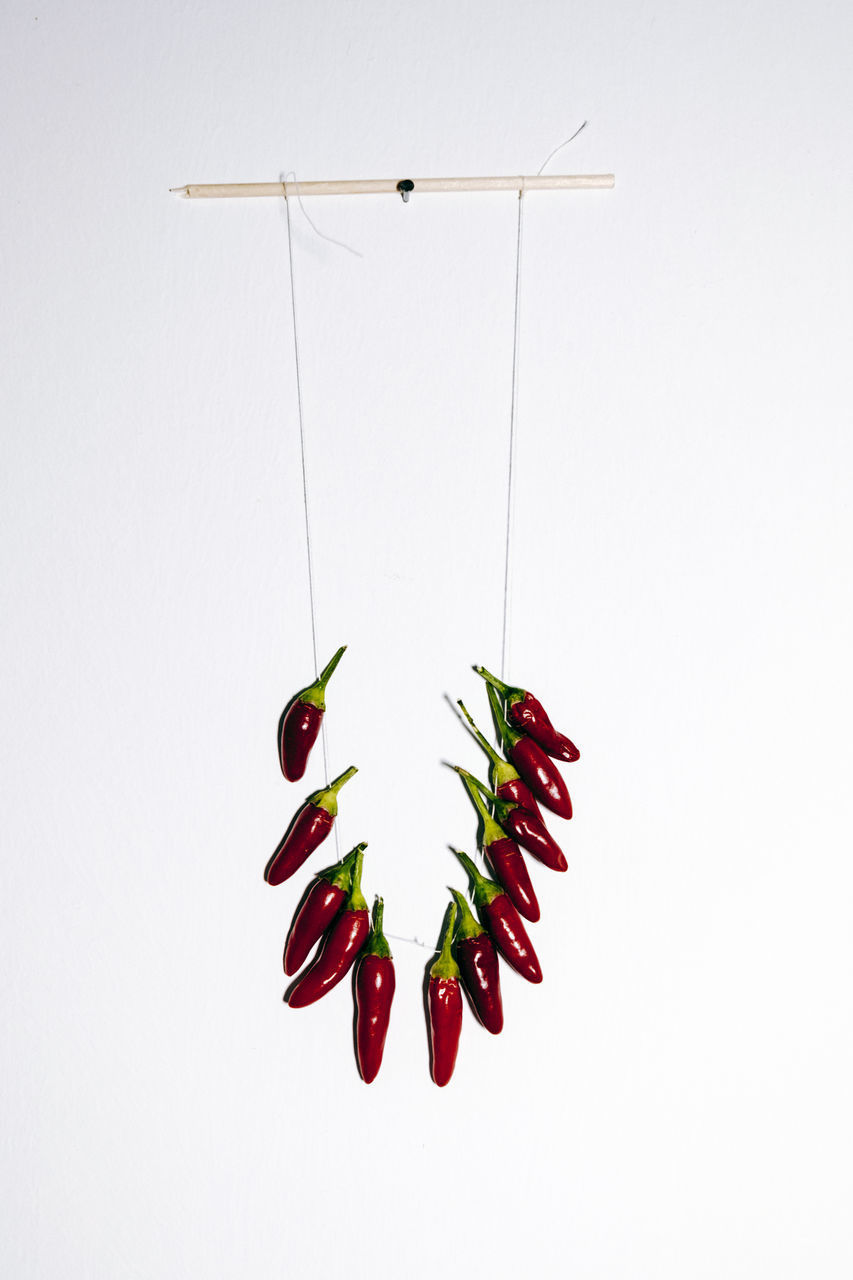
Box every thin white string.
[282,179,341,857]
[537,121,589,175]
[500,127,589,683]
[282,172,363,258]
[500,187,524,683]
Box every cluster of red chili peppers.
[263,649,578,1087]
[427,666,580,1086]
[266,645,395,1083]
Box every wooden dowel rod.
[170,174,615,199]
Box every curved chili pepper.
[266,765,357,886]
[456,698,542,819]
[475,664,580,762]
[484,682,572,819]
[448,888,503,1034]
[278,645,347,781]
[457,769,539,922]
[287,847,370,1007]
[428,901,463,1086]
[283,843,363,975]
[453,849,542,984]
[456,767,567,872]
[355,897,396,1083]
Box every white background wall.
[2,2,852,1276]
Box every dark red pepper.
[428,902,463,1086]
[456,697,542,819]
[484,682,573,820]
[287,846,370,1007]
[278,645,347,781]
[448,888,503,1034]
[355,897,396,1083]
[457,768,540,922]
[453,849,542,984]
[475,664,580,762]
[266,765,357,886]
[283,843,363,975]
[456,767,567,872]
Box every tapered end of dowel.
[169,186,190,197]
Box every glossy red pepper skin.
[283,845,362,975]
[355,897,395,1083]
[501,802,567,873]
[266,766,357,887]
[267,803,333,886]
[456,698,543,821]
[485,835,540,922]
[429,975,463,1085]
[482,895,542,983]
[475,664,580,763]
[482,683,572,819]
[287,907,370,1006]
[428,902,463,1086]
[287,847,369,1007]
[278,645,346,781]
[356,956,395,1082]
[454,849,542,984]
[509,692,580,762]
[456,767,542,919]
[279,701,323,782]
[449,889,503,1033]
[496,775,542,821]
[509,736,573,820]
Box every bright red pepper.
[287,847,370,1007]
[355,897,396,1083]
[484,682,572,819]
[456,767,567,872]
[454,849,542,984]
[428,902,463,1086]
[448,888,503,1034]
[476,664,580,762]
[278,645,347,781]
[457,768,539,922]
[456,698,542,819]
[283,843,363,975]
[266,765,357,886]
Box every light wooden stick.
[170,174,615,199]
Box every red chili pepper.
[456,698,542,819]
[484,682,573,820]
[278,645,347,781]
[287,847,370,1007]
[355,897,396,1083]
[456,767,567,872]
[475,664,580,762]
[283,843,364,975]
[448,888,503,1034]
[428,902,463,1086]
[457,768,540,922]
[453,849,542,984]
[266,765,357,886]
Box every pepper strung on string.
[448,888,503,1034]
[283,843,364,975]
[457,768,540,923]
[483,682,573,820]
[456,698,542,819]
[278,645,347,781]
[355,898,396,1084]
[453,849,542,984]
[453,766,567,872]
[475,664,580,763]
[266,765,357,886]
[428,901,463,1087]
[287,846,370,1007]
